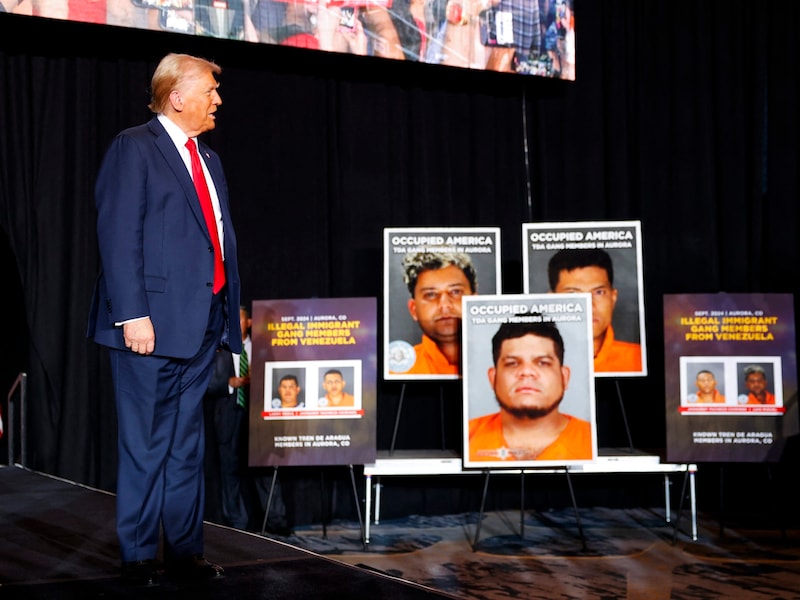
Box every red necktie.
[186,138,225,294]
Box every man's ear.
[561,365,571,390]
[168,89,183,111]
[407,298,418,322]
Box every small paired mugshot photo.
[264,360,363,419]
[679,356,783,416]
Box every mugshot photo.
[383,227,502,380]
[736,360,782,406]
[316,362,362,410]
[521,220,647,377]
[462,293,597,467]
[268,367,308,411]
[684,363,727,404]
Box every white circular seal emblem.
[388,340,416,373]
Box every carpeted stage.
[4,464,800,599]
[0,465,455,599]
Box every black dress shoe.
[166,554,224,579]
[121,559,160,587]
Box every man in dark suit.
[204,306,251,530]
[87,53,241,586]
[204,306,292,535]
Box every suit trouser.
[111,293,224,562]
[214,398,249,529]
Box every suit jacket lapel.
[148,118,210,241]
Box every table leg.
[375,477,382,524]
[689,466,698,540]
[364,473,372,545]
[664,473,672,523]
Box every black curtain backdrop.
[1,1,799,522]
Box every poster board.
[664,293,798,463]
[521,220,647,377]
[383,227,502,380]
[462,293,597,468]
[248,297,377,466]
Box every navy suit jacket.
[88,117,242,358]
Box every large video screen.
[5,0,575,79]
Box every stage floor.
[3,465,800,599]
[0,465,454,599]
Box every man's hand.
[123,318,156,355]
[229,375,250,389]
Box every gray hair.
[743,365,766,379]
[401,252,477,296]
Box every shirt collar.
[157,114,191,148]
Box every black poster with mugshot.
[664,293,798,463]
[248,297,377,467]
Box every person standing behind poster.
[392,252,477,376]
[203,306,251,530]
[547,248,641,373]
[468,319,592,462]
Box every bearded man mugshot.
[742,365,776,405]
[468,319,592,462]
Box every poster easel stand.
[670,467,694,544]
[389,382,448,455]
[389,384,406,455]
[260,466,282,536]
[613,379,634,450]
[470,468,586,551]
[260,465,367,549]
